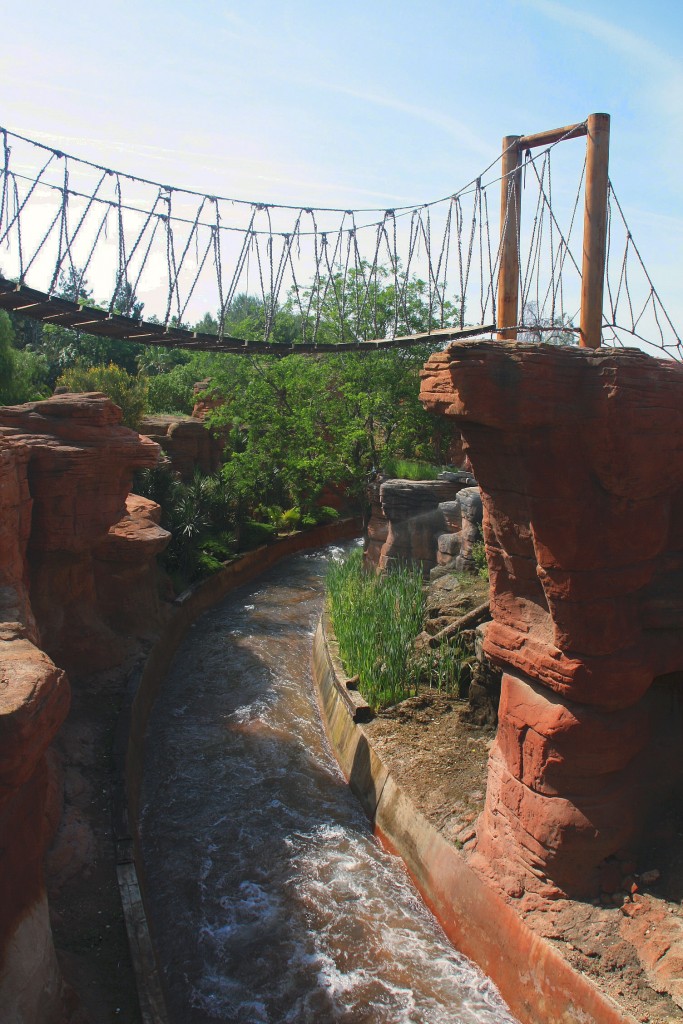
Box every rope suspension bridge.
[0,114,680,359]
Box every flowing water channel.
[140,543,517,1024]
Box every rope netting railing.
[0,123,680,358]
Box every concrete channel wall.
[312,610,634,1024]
[115,519,362,1024]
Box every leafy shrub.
[200,534,236,562]
[471,540,489,581]
[0,310,50,403]
[145,364,197,414]
[326,547,425,711]
[134,465,238,589]
[278,507,301,532]
[239,520,277,550]
[196,550,226,576]
[56,362,148,428]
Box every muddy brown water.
[140,543,517,1023]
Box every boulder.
[435,486,483,572]
[94,494,171,636]
[365,476,477,575]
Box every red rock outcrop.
[140,412,224,480]
[191,378,224,420]
[0,394,164,675]
[0,393,168,1021]
[0,423,70,1021]
[420,341,683,898]
[94,493,171,637]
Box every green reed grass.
[381,457,441,481]
[326,547,425,712]
[413,637,471,697]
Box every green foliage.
[412,638,472,697]
[0,311,50,403]
[301,506,339,528]
[134,465,239,589]
[381,456,441,480]
[145,363,197,414]
[55,363,148,429]
[326,547,425,711]
[238,519,277,549]
[273,507,301,533]
[471,540,489,581]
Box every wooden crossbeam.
[0,276,494,355]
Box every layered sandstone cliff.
[0,393,167,1022]
[420,341,683,898]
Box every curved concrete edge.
[114,518,363,1024]
[312,611,636,1024]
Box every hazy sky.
[3,0,682,329]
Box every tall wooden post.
[497,135,522,340]
[579,113,610,349]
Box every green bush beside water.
[326,547,425,711]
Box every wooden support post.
[497,135,522,340]
[580,113,610,349]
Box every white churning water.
[140,544,518,1024]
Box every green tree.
[0,311,49,403]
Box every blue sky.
[3,0,683,332]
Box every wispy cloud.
[317,82,494,161]
[521,0,683,107]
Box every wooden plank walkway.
[0,275,494,355]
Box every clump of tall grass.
[381,456,441,481]
[326,547,425,711]
[412,638,472,697]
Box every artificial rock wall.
[420,341,683,897]
[0,393,166,1022]
[364,473,478,575]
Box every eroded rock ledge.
[420,341,683,902]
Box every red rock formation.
[0,425,70,1021]
[0,394,163,675]
[0,393,168,1021]
[140,412,224,480]
[191,378,224,420]
[420,341,683,898]
[94,493,171,637]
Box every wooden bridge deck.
[0,276,493,356]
